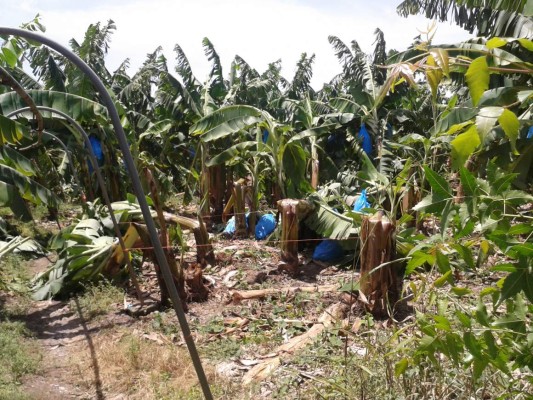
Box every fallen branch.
[242,302,348,385]
[230,284,338,303]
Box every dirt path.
[17,257,133,400]
[21,298,134,399]
[22,300,95,399]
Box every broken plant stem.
[230,284,338,303]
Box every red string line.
[113,207,351,221]
[123,235,361,252]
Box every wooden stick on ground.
[230,284,339,303]
[242,302,348,385]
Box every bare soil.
[15,238,358,399]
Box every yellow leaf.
[111,223,140,265]
[486,37,508,49]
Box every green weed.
[0,320,41,398]
[70,280,124,320]
[200,337,243,361]
[0,254,32,317]
[0,254,31,293]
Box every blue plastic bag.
[223,213,250,236]
[353,189,370,213]
[527,126,533,139]
[262,130,269,143]
[386,123,393,139]
[89,136,104,163]
[88,136,104,172]
[358,123,372,156]
[255,214,277,240]
[313,240,344,261]
[223,216,237,235]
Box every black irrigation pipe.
[0,27,213,400]
[7,106,143,302]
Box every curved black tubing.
[0,27,213,399]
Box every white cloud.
[2,0,471,88]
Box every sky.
[1,0,472,88]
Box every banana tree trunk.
[249,164,260,236]
[233,181,247,238]
[311,160,319,190]
[359,211,400,317]
[454,155,477,204]
[146,169,187,307]
[400,168,420,227]
[199,143,211,223]
[310,139,319,189]
[209,164,226,224]
[277,199,313,275]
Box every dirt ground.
[16,237,360,399]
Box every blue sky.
[1,0,472,87]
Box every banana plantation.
[1,1,532,399]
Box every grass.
[71,327,248,399]
[0,255,41,400]
[0,254,32,297]
[70,280,125,320]
[0,321,41,386]
[0,203,81,247]
[200,337,243,361]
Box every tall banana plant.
[396,0,533,39]
[191,103,341,202]
[326,29,417,165]
[390,35,533,185]
[155,38,229,217]
[0,114,58,220]
[0,88,127,200]
[278,96,347,189]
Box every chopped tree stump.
[222,179,253,238]
[277,199,313,274]
[163,212,214,266]
[146,169,187,307]
[184,263,210,302]
[242,302,348,385]
[359,211,400,317]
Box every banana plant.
[384,28,533,196]
[396,0,533,39]
[0,89,129,200]
[191,103,341,202]
[0,114,58,220]
[326,29,422,174]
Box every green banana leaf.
[0,90,109,125]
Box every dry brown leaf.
[351,318,363,333]
[142,332,164,345]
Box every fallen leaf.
[358,291,369,304]
[239,359,261,366]
[351,318,363,333]
[143,332,164,345]
[223,270,240,288]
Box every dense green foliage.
[0,1,532,397]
